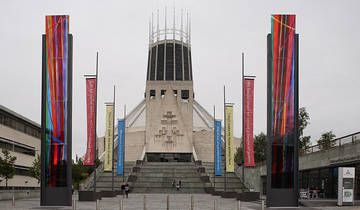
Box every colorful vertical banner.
[84,78,96,165]
[43,15,70,187]
[117,120,125,175]
[214,120,222,176]
[225,105,234,172]
[104,104,114,171]
[270,14,296,188]
[244,78,255,167]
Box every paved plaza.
[0,194,359,210]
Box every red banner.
[84,78,96,165]
[244,78,255,167]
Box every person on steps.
[125,183,129,198]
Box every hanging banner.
[244,78,255,167]
[104,104,114,171]
[214,120,222,176]
[117,120,125,175]
[225,105,234,172]
[84,78,96,165]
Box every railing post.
[190,195,194,210]
[96,199,99,210]
[237,200,241,210]
[72,199,76,210]
[261,200,265,210]
[143,195,146,210]
[166,195,169,210]
[12,194,15,206]
[213,199,217,210]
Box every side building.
[0,105,40,189]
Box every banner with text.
[225,105,234,172]
[244,78,255,167]
[84,78,96,165]
[104,104,114,171]
[214,120,222,176]
[117,120,125,175]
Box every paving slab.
[0,194,359,210]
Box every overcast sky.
[1,0,359,157]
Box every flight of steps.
[200,162,248,193]
[87,161,136,192]
[131,162,206,194]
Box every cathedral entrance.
[146,153,192,162]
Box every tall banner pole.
[112,86,115,192]
[242,52,245,184]
[223,86,227,192]
[94,52,99,195]
[123,105,126,183]
[213,106,216,188]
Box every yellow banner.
[104,105,114,171]
[225,105,234,172]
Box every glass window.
[181,90,189,100]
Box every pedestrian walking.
[176,183,180,191]
[125,183,130,198]
[178,180,182,188]
[172,179,176,188]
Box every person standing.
[121,184,125,198]
[178,180,182,188]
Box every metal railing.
[301,131,360,155]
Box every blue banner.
[214,120,222,176]
[117,120,125,175]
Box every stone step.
[136,177,202,182]
[131,187,205,194]
[133,182,204,188]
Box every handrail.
[79,162,104,191]
[301,131,360,155]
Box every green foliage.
[254,132,267,163]
[0,149,17,188]
[71,157,101,190]
[234,147,243,165]
[234,132,267,165]
[29,154,41,184]
[299,107,312,152]
[317,131,336,150]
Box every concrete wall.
[145,81,194,153]
[0,190,40,201]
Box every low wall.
[0,190,40,200]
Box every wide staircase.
[85,161,136,192]
[131,162,205,194]
[199,161,248,195]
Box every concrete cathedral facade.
[97,14,240,163]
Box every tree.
[0,149,17,189]
[234,147,243,165]
[234,132,267,165]
[254,132,267,163]
[317,131,336,150]
[29,154,41,184]
[299,107,312,153]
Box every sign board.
[338,167,355,206]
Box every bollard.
[190,195,194,210]
[261,200,265,210]
[96,199,99,210]
[72,199,76,210]
[237,200,241,210]
[12,194,15,206]
[143,195,146,210]
[213,199,217,210]
[166,195,169,210]
[119,199,123,210]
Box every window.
[150,90,156,99]
[181,90,189,100]
[173,90,177,96]
[14,145,35,156]
[161,90,166,98]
